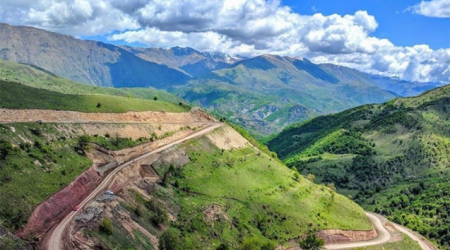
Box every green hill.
[0,80,189,113]
[267,84,450,249]
[0,123,371,249]
[175,55,396,136]
[0,59,185,104]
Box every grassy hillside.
[0,123,93,230]
[85,127,371,250]
[175,55,396,137]
[267,84,450,249]
[0,80,190,113]
[0,121,371,249]
[0,59,185,103]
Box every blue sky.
[0,0,449,83]
[288,0,450,49]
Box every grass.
[267,83,450,249]
[161,135,371,249]
[0,123,92,230]
[0,80,190,113]
[352,233,422,250]
[0,59,183,103]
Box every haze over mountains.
[0,22,442,135]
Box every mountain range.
[0,22,442,135]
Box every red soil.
[16,166,101,240]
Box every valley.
[0,9,447,250]
[0,23,441,137]
[0,105,430,250]
[268,85,450,249]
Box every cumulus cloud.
[0,0,449,83]
[408,0,450,18]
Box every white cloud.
[0,0,449,83]
[408,0,450,18]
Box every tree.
[0,140,13,160]
[327,182,336,200]
[217,243,232,250]
[299,232,324,250]
[307,174,316,183]
[76,134,91,154]
[159,228,180,250]
[100,218,113,235]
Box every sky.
[0,0,449,83]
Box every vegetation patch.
[0,80,190,113]
[267,84,450,249]
[156,137,370,249]
[0,123,92,230]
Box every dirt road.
[376,213,438,250]
[46,123,222,250]
[325,212,436,250]
[0,108,214,124]
[325,212,391,250]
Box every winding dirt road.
[46,123,222,250]
[325,212,436,250]
[325,212,390,250]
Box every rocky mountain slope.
[267,84,450,249]
[175,55,397,135]
[0,23,189,88]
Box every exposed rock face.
[16,167,102,239]
[318,228,378,243]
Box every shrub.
[100,218,113,235]
[159,228,180,250]
[0,140,13,160]
[299,231,324,250]
[217,243,232,250]
[76,134,91,154]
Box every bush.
[146,199,169,225]
[217,243,232,250]
[299,232,324,250]
[159,228,180,250]
[100,218,113,235]
[240,237,276,250]
[29,127,42,136]
[0,140,13,160]
[76,134,91,154]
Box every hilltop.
[267,84,450,249]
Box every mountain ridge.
[0,22,190,88]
